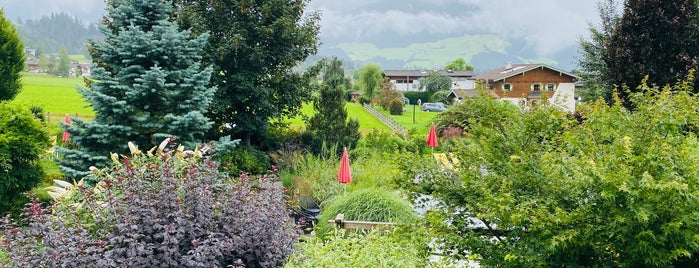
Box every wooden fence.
[46,112,95,123]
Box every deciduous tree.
[356,63,383,105]
[420,71,452,101]
[57,0,215,180]
[177,0,321,146]
[445,58,474,71]
[398,76,699,266]
[605,0,699,107]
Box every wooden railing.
[46,112,95,123]
[362,104,406,132]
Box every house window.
[531,83,542,92]
[502,83,513,91]
[545,83,556,91]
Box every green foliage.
[388,98,404,115]
[420,71,452,101]
[57,0,215,179]
[179,0,321,146]
[403,91,429,105]
[279,149,344,205]
[316,188,418,238]
[377,79,401,110]
[218,145,271,175]
[0,102,50,217]
[605,0,699,107]
[15,12,102,56]
[398,75,699,267]
[285,227,431,267]
[577,0,620,102]
[432,90,453,105]
[54,46,71,77]
[0,9,25,101]
[305,57,361,155]
[356,63,383,103]
[445,57,474,71]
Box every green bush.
[389,98,404,115]
[403,91,429,105]
[0,102,50,218]
[218,145,271,175]
[285,226,430,267]
[315,188,418,238]
[279,151,343,205]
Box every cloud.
[0,0,105,22]
[309,0,598,57]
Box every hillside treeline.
[16,12,103,56]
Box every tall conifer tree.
[0,9,25,101]
[306,57,360,155]
[58,0,215,179]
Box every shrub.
[218,145,271,175]
[388,98,404,115]
[285,226,430,267]
[0,102,50,218]
[315,188,418,238]
[0,140,298,267]
[403,91,429,105]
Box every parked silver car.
[421,102,446,112]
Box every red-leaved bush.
[1,141,298,267]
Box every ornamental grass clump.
[1,139,298,267]
[315,187,418,238]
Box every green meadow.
[13,72,438,133]
[12,73,93,119]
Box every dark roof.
[474,63,578,82]
[384,69,475,78]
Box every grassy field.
[13,72,423,133]
[375,104,440,136]
[12,73,93,119]
[285,102,390,132]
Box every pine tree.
[577,0,620,102]
[0,9,25,101]
[605,0,699,107]
[57,0,215,180]
[305,57,360,155]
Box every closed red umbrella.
[338,148,352,184]
[61,114,71,142]
[426,123,439,149]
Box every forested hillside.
[15,12,102,56]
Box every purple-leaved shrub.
[1,139,298,267]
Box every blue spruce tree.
[58,0,215,180]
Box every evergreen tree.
[0,9,25,101]
[605,0,699,107]
[177,0,321,146]
[55,45,71,77]
[305,57,360,155]
[577,0,620,102]
[57,0,215,180]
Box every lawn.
[375,104,440,136]
[12,72,93,120]
[285,102,390,132]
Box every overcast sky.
[0,0,606,58]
